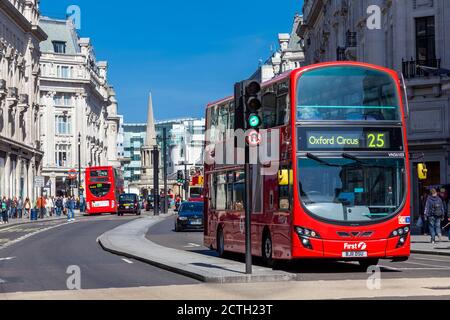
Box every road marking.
[0,257,15,261]
[403,261,450,268]
[184,243,201,248]
[0,278,6,284]
[379,265,450,271]
[413,257,450,263]
[121,258,133,264]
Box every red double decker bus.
[85,166,124,215]
[204,62,411,269]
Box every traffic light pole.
[152,145,160,216]
[235,79,262,275]
[244,152,252,275]
[163,128,168,214]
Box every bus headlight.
[295,227,320,250]
[295,227,321,239]
[390,227,410,238]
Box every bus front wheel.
[217,228,225,258]
[262,233,274,268]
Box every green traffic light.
[248,114,261,128]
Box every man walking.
[17,197,23,219]
[55,196,63,217]
[66,196,75,222]
[424,188,445,244]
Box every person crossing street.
[424,188,445,244]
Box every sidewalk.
[411,235,450,256]
[98,215,300,283]
[0,210,83,229]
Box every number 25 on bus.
[204,61,424,269]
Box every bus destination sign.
[298,127,403,152]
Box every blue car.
[174,202,204,232]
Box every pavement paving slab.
[411,235,450,256]
[98,214,301,283]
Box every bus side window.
[216,174,227,210]
[233,171,245,211]
[279,165,292,210]
[209,174,217,210]
[226,172,234,210]
[277,94,289,126]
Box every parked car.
[174,202,204,232]
[118,193,141,216]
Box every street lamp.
[78,133,82,202]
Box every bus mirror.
[278,170,293,186]
[417,163,428,180]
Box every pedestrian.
[55,196,63,216]
[66,196,75,222]
[36,196,46,219]
[10,197,17,219]
[424,188,445,244]
[44,196,51,218]
[420,190,429,235]
[63,196,68,216]
[1,196,9,224]
[24,197,31,218]
[17,197,23,219]
[79,194,85,213]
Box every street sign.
[68,169,77,180]
[34,176,45,188]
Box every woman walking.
[24,198,31,218]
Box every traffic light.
[244,80,262,130]
[177,170,184,184]
[234,80,263,131]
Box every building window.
[57,66,71,78]
[54,93,72,106]
[53,41,66,54]
[55,115,72,135]
[55,145,71,167]
[416,16,436,64]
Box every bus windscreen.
[297,66,401,121]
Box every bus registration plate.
[342,251,368,258]
[93,201,109,208]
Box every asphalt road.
[147,216,450,281]
[0,214,199,293]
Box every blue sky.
[40,1,302,123]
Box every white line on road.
[121,258,134,264]
[403,261,450,268]
[379,265,450,271]
[184,243,201,248]
[0,278,6,284]
[413,257,450,263]
[0,257,15,261]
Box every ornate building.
[298,0,450,223]
[38,17,120,196]
[0,0,47,200]
[254,14,305,82]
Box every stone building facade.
[38,17,120,196]
[255,14,305,82]
[298,0,450,220]
[0,0,47,201]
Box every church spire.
[145,92,156,147]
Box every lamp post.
[78,133,82,202]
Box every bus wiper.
[342,153,365,163]
[306,153,339,167]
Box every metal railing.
[402,58,441,79]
